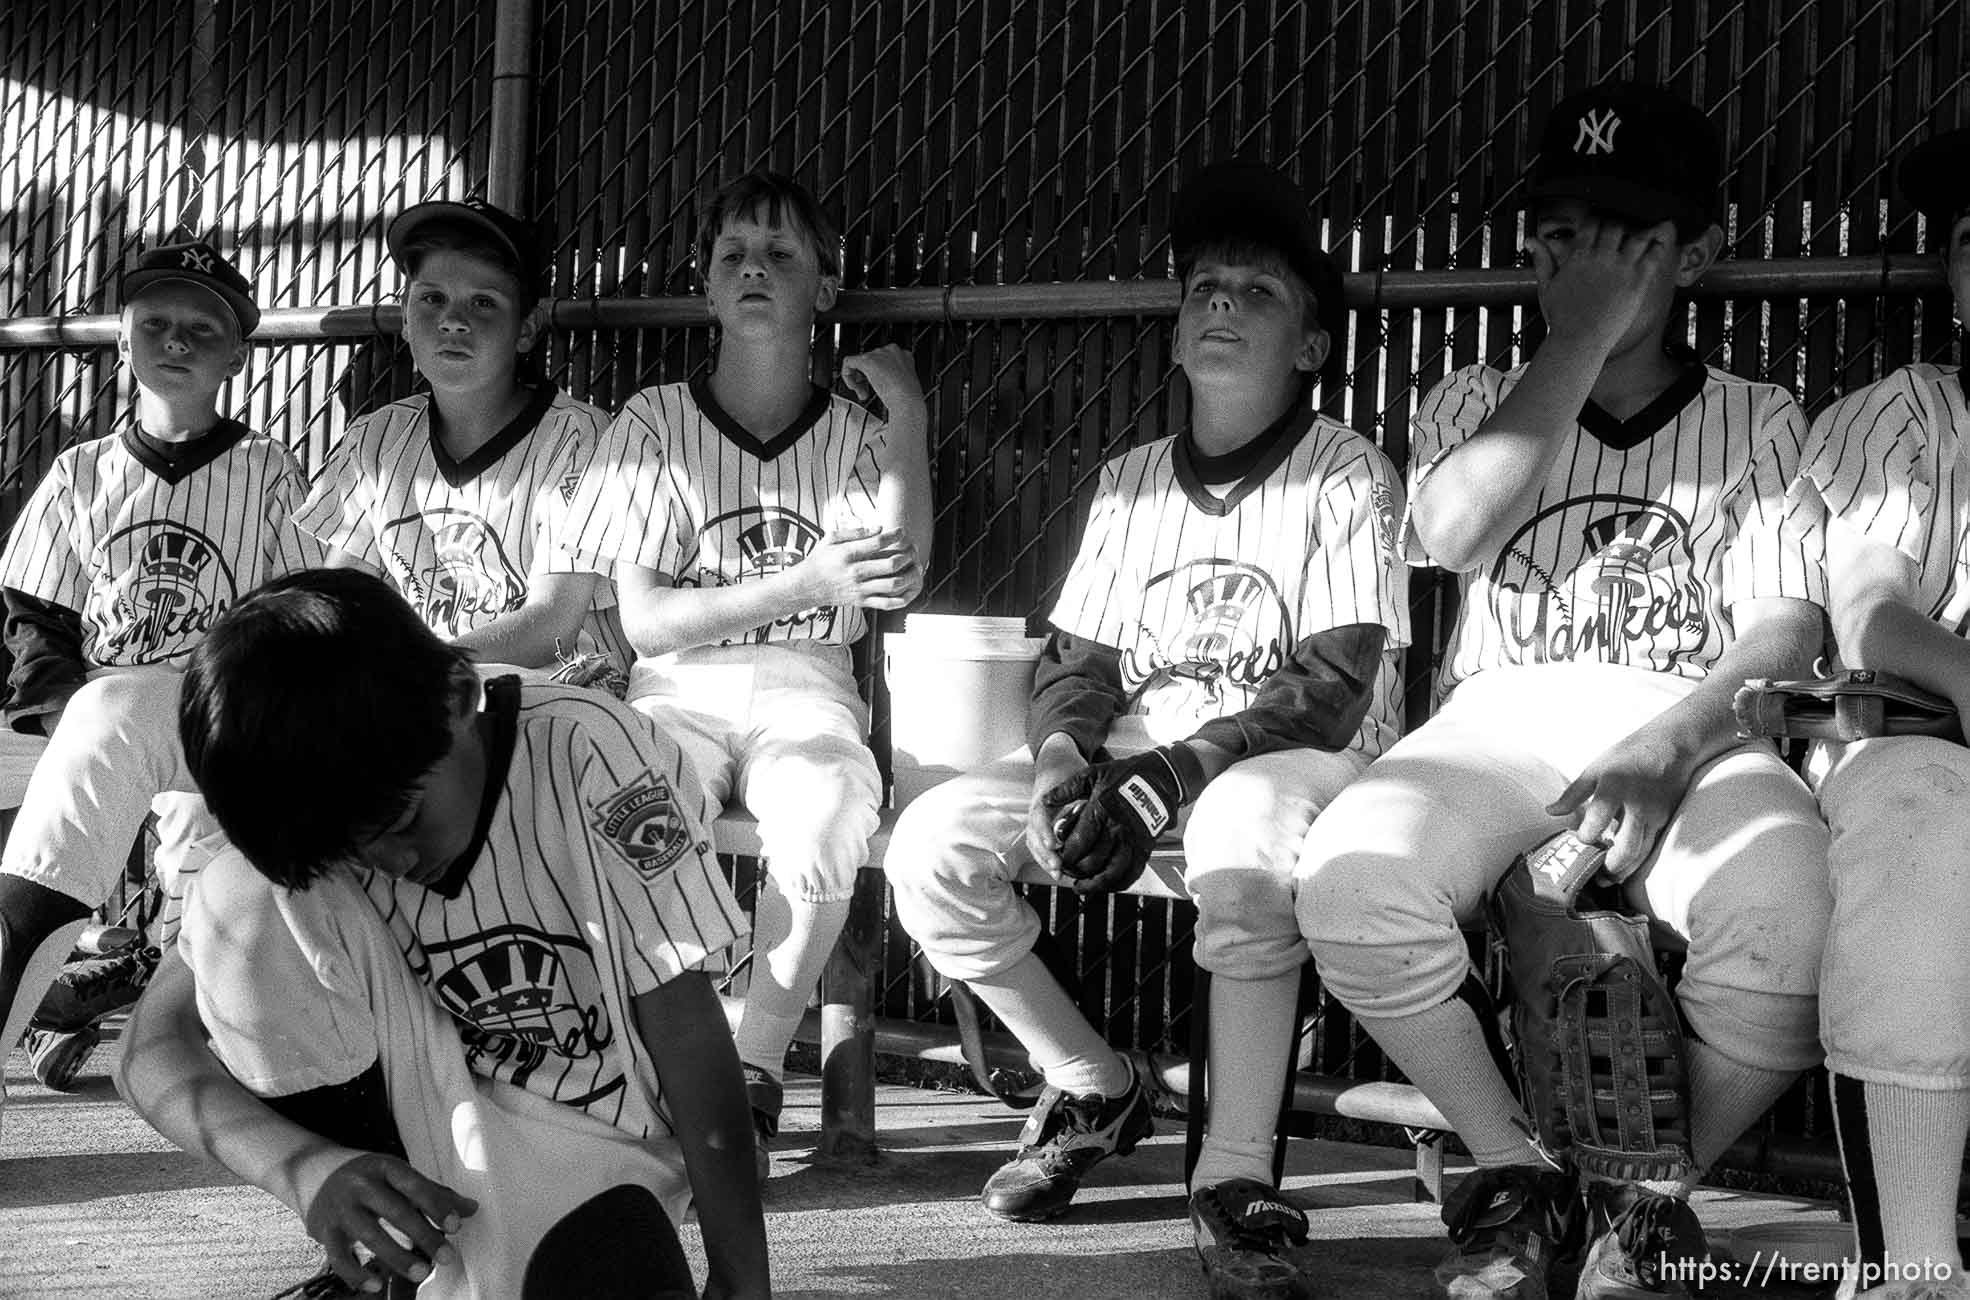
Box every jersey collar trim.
[1174,402,1315,516]
[1576,346,1707,451]
[427,386,557,488]
[121,418,252,485]
[426,674,522,900]
[688,376,833,461]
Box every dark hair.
[397,217,540,310]
[180,568,474,890]
[695,170,842,280]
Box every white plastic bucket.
[885,622,1045,805]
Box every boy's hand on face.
[1526,216,1677,353]
[305,1151,477,1292]
[840,344,926,417]
[795,526,923,609]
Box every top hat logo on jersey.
[1490,494,1708,671]
[92,520,237,663]
[590,768,699,879]
[696,505,832,642]
[382,507,527,637]
[1125,560,1292,720]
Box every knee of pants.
[1182,780,1314,981]
[1818,738,1970,1085]
[748,748,880,904]
[885,778,1040,983]
[1675,814,1830,1075]
[1294,817,1478,1020]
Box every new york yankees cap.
[1898,127,1970,231]
[1170,159,1347,354]
[120,241,260,336]
[1527,82,1721,231]
[387,198,544,288]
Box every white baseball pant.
[888,715,1372,983]
[1296,662,1830,1073]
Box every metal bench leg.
[1410,1127,1447,1204]
[1184,966,1210,1187]
[816,866,883,1164]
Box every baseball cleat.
[32,943,159,1033]
[1434,1164,1583,1299]
[979,1052,1154,1222]
[742,1063,783,1184]
[25,1023,103,1092]
[1571,1182,1706,1297]
[1190,1176,1316,1298]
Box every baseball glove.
[1488,831,1693,1184]
[547,650,630,700]
[1733,667,1961,743]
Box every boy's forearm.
[451,572,601,668]
[620,566,819,659]
[1845,595,1970,705]
[875,399,934,570]
[634,976,770,1297]
[1412,335,1608,570]
[1648,597,1823,773]
[116,952,357,1218]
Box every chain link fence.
[7,0,1970,1152]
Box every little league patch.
[590,768,700,877]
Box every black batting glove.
[1043,745,1201,893]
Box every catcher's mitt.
[1733,667,1960,743]
[547,650,630,700]
[1488,831,1693,1185]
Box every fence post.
[488,0,537,215]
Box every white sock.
[1360,997,1543,1168]
[963,951,1130,1098]
[1670,1043,1801,1195]
[1190,971,1300,1192]
[1861,1081,1970,1278]
[732,878,851,1081]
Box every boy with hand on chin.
[554,170,931,1173]
[1294,83,1830,1299]
[885,160,1411,1300]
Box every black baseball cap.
[1899,128,1970,231]
[1527,82,1722,231]
[386,198,543,288]
[120,241,260,336]
[1170,159,1348,356]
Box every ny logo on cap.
[1574,108,1621,156]
[179,246,215,273]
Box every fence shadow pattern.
[9,0,1970,1158]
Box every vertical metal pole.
[487,0,537,214]
[178,0,220,239]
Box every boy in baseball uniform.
[1293,83,1831,1298]
[0,201,626,1128]
[884,160,1409,1300]
[0,241,319,1093]
[1788,129,1970,1300]
[117,568,763,1299]
[554,169,932,1174]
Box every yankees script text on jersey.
[1047,410,1411,756]
[0,422,318,665]
[1409,359,1822,697]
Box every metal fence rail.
[6,0,1970,1155]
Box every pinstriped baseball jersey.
[357,679,744,1139]
[1797,362,1970,631]
[553,379,887,647]
[0,422,319,665]
[1408,359,1823,695]
[296,388,630,663]
[1047,409,1412,757]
